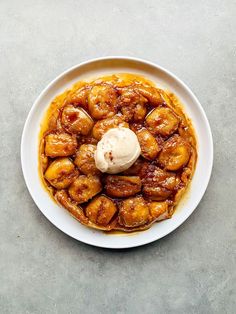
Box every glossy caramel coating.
[92,115,129,140]
[136,128,160,160]
[88,84,118,119]
[145,107,179,136]
[85,195,117,226]
[74,144,99,175]
[122,158,145,175]
[68,175,102,203]
[48,109,60,130]
[67,86,90,109]
[45,132,77,157]
[135,85,164,106]
[149,201,169,221]
[118,196,150,227]
[105,175,141,198]
[55,190,88,224]
[44,158,78,189]
[158,134,191,170]
[141,164,179,201]
[61,105,94,135]
[39,73,197,233]
[118,87,147,121]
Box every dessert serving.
[39,73,197,232]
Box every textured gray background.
[0,0,235,313]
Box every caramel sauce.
[39,73,197,234]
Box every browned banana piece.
[105,175,141,198]
[85,195,117,226]
[158,135,191,171]
[68,175,102,203]
[88,84,118,119]
[45,132,77,157]
[45,157,78,189]
[145,107,179,136]
[118,196,151,227]
[61,105,94,135]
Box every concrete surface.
[0,0,235,313]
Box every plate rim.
[21,56,214,249]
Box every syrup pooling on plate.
[39,73,197,232]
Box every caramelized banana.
[85,195,117,226]
[144,186,173,201]
[145,107,179,136]
[159,135,191,170]
[48,109,60,130]
[88,84,118,119]
[61,105,94,135]
[136,128,160,160]
[67,86,90,109]
[45,132,77,157]
[41,155,49,173]
[45,158,78,189]
[149,201,169,221]
[181,148,196,183]
[118,87,147,121]
[40,73,197,233]
[55,190,88,224]
[118,196,150,227]
[92,115,129,140]
[68,175,102,203]
[39,138,49,172]
[77,135,98,146]
[122,158,145,175]
[74,144,99,175]
[105,175,141,198]
[135,85,164,106]
[141,164,179,200]
[121,103,147,122]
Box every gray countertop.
[0,1,235,313]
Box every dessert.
[39,73,197,232]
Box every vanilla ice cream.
[94,127,141,174]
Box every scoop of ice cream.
[94,127,141,174]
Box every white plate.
[21,57,213,249]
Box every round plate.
[21,57,213,249]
